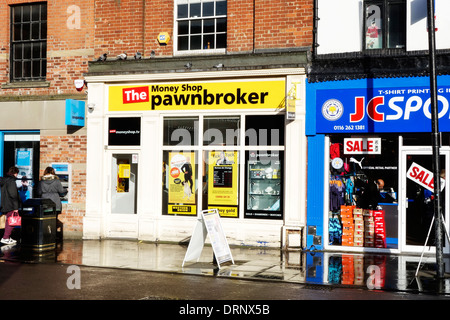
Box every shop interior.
[328,135,398,249]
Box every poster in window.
[208,151,238,217]
[15,148,33,201]
[116,162,130,193]
[168,152,196,215]
[365,4,382,50]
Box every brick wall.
[143,0,174,57]
[228,0,313,53]
[94,0,145,58]
[94,0,313,58]
[40,135,87,237]
[0,1,93,238]
[254,0,313,50]
[0,0,94,95]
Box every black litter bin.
[21,198,57,252]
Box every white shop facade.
[82,69,307,248]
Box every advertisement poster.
[118,164,130,178]
[168,152,196,215]
[208,151,238,217]
[15,148,33,201]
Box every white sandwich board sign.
[182,209,234,269]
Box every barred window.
[10,3,47,82]
[176,0,227,52]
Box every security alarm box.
[50,163,71,203]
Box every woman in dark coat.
[36,167,66,214]
[0,166,20,245]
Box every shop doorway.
[400,148,449,253]
[106,151,140,237]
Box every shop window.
[364,0,405,51]
[176,0,227,52]
[202,150,239,218]
[402,133,450,146]
[245,115,285,146]
[162,151,198,216]
[328,135,398,249]
[244,151,283,219]
[162,115,284,219]
[164,117,199,146]
[203,116,240,146]
[10,3,47,82]
[3,135,40,201]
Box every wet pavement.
[1,238,450,297]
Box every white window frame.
[161,111,285,220]
[174,0,227,56]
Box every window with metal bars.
[176,0,227,52]
[10,3,47,82]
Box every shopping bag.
[0,214,5,229]
[8,212,21,227]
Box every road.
[0,260,447,317]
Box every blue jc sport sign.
[316,85,450,133]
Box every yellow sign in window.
[118,164,130,178]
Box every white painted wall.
[316,0,362,54]
[316,0,450,55]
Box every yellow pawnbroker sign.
[108,80,286,111]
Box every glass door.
[401,148,449,253]
[110,153,138,214]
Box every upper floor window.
[10,3,47,82]
[176,0,227,53]
[364,0,405,51]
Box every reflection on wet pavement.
[1,239,450,295]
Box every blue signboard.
[313,77,450,134]
[65,99,85,127]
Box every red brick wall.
[254,0,313,50]
[2,0,312,87]
[94,0,313,58]
[227,0,314,52]
[143,0,174,57]
[227,0,255,53]
[94,0,145,58]
[0,1,92,237]
[0,0,94,95]
[40,135,87,236]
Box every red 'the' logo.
[122,87,149,104]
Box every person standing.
[0,166,20,245]
[36,166,66,215]
[37,167,67,241]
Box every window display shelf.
[245,151,283,218]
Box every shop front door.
[400,148,449,253]
[106,151,139,238]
